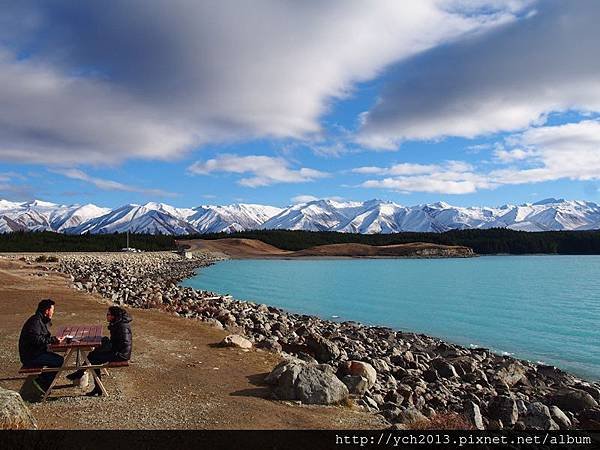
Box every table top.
[50,324,103,350]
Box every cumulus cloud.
[0,1,525,164]
[359,119,600,194]
[188,154,328,187]
[358,0,600,148]
[359,161,492,194]
[51,168,177,197]
[490,119,600,184]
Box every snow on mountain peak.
[1,198,599,235]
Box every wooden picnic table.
[37,324,107,401]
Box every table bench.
[20,325,130,401]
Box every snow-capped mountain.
[1,198,599,235]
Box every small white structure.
[177,249,193,259]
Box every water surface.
[182,255,600,380]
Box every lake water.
[181,255,600,380]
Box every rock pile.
[36,252,600,430]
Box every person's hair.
[108,306,125,320]
[36,298,55,314]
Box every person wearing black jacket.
[67,306,132,396]
[18,299,65,394]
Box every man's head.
[36,299,55,319]
[107,306,122,323]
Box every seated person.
[19,299,65,394]
[68,306,132,396]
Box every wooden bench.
[19,360,130,375]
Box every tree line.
[193,228,600,255]
[2,228,600,254]
[0,231,176,252]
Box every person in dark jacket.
[18,299,65,394]
[67,306,132,396]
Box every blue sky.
[1,1,600,209]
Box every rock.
[0,388,37,429]
[488,395,519,426]
[488,418,503,430]
[521,402,559,430]
[339,361,377,388]
[548,389,598,413]
[496,362,527,387]
[464,401,485,430]
[577,408,600,429]
[549,406,571,429]
[294,365,349,405]
[256,338,282,353]
[305,334,340,363]
[220,334,252,349]
[396,407,429,425]
[431,359,458,379]
[342,375,370,396]
[264,359,305,385]
[268,361,349,405]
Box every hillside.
[178,238,474,258]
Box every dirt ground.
[0,257,385,430]
[179,238,472,259]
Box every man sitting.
[18,299,65,394]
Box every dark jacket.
[107,310,132,360]
[18,312,53,364]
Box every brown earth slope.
[178,238,474,259]
[0,257,384,429]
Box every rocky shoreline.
[16,251,600,430]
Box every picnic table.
[19,324,127,401]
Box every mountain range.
[1,198,599,235]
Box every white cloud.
[359,119,600,194]
[291,195,320,204]
[51,168,177,197]
[490,119,600,184]
[188,154,328,187]
[0,1,526,164]
[358,1,600,148]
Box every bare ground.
[0,257,386,430]
[179,238,473,259]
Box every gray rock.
[464,401,485,430]
[305,334,340,363]
[431,359,458,379]
[342,375,370,396]
[549,389,598,413]
[496,362,527,386]
[488,395,519,426]
[221,334,252,349]
[577,408,600,429]
[0,387,37,429]
[549,406,571,429]
[339,361,377,388]
[273,363,305,400]
[295,365,349,405]
[264,359,305,386]
[397,407,429,425]
[522,402,559,430]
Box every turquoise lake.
[181,255,600,380]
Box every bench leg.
[89,368,108,396]
[42,348,73,403]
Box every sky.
[1,0,600,209]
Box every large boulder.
[487,395,519,427]
[295,365,349,405]
[341,375,370,396]
[267,361,349,405]
[305,334,340,363]
[220,334,252,349]
[0,388,37,429]
[521,402,559,430]
[548,389,598,413]
[396,407,429,425]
